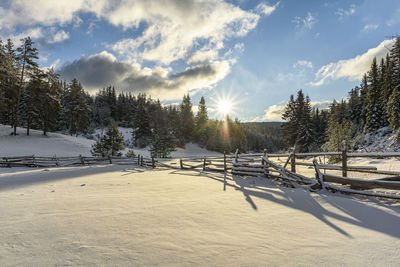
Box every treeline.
[242,122,286,152]
[0,37,254,156]
[282,38,400,152]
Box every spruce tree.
[195,96,208,144]
[387,86,400,130]
[179,94,195,143]
[133,93,151,147]
[365,57,387,132]
[63,79,90,135]
[91,123,124,157]
[281,94,297,146]
[38,68,61,135]
[13,37,39,135]
[390,38,400,89]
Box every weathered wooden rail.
[2,146,400,200]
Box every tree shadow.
[0,165,144,191]
[169,169,400,239]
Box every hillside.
[0,124,221,158]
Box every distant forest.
[0,37,284,155]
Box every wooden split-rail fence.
[2,144,400,199]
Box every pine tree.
[38,68,61,135]
[281,90,314,152]
[390,38,400,89]
[63,79,90,135]
[359,74,369,129]
[195,96,208,144]
[387,86,400,130]
[1,39,19,128]
[179,94,195,143]
[91,123,124,157]
[13,37,39,135]
[21,68,44,135]
[133,93,151,147]
[281,94,297,146]
[365,57,387,132]
[296,94,314,152]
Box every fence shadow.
[169,169,400,239]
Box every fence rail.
[2,145,400,200]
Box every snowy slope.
[0,124,221,158]
[0,125,95,157]
[0,165,399,266]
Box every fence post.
[291,147,296,173]
[224,151,227,172]
[263,149,269,176]
[235,148,239,164]
[108,155,112,164]
[137,155,140,165]
[180,159,183,169]
[203,157,206,171]
[151,156,155,168]
[342,140,347,177]
[55,155,60,167]
[79,154,85,165]
[32,155,37,167]
[141,155,144,166]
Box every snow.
[0,125,95,157]
[0,125,222,158]
[0,165,399,265]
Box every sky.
[1,0,399,121]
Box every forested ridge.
[281,38,400,153]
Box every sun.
[218,100,232,115]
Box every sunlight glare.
[218,100,232,115]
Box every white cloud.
[335,4,356,20]
[107,1,260,65]
[362,24,379,33]
[0,0,273,100]
[255,1,280,16]
[0,1,264,65]
[58,51,232,100]
[311,39,395,86]
[49,30,69,43]
[253,100,331,121]
[293,60,313,69]
[293,12,317,31]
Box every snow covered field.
[1,165,399,266]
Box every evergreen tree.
[281,94,297,146]
[63,79,90,135]
[38,68,61,135]
[179,94,195,143]
[296,94,314,152]
[21,68,44,135]
[390,38,400,89]
[195,96,208,144]
[387,85,400,130]
[91,123,124,157]
[365,57,387,132]
[13,37,39,135]
[1,39,19,128]
[133,93,151,147]
[359,74,369,129]
[281,90,314,152]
